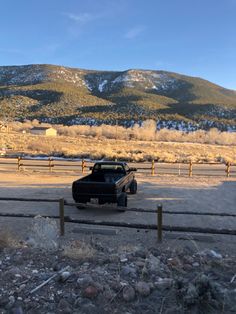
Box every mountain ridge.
[0,64,235,130]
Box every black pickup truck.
[72,161,137,209]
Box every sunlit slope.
[0,64,235,125]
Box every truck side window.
[93,164,100,172]
[124,165,129,172]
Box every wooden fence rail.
[0,157,235,177]
[1,197,236,242]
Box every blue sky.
[1,0,236,90]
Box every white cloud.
[64,12,95,24]
[124,26,146,39]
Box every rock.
[184,283,198,305]
[77,274,93,288]
[12,306,24,314]
[0,296,9,307]
[141,265,149,277]
[183,263,193,271]
[155,278,173,290]
[107,247,114,254]
[93,266,107,276]
[93,281,104,292]
[167,257,182,268]
[83,285,98,299]
[59,271,71,282]
[58,299,72,313]
[134,302,155,313]
[199,249,223,259]
[5,295,16,310]
[97,257,109,265]
[192,262,200,267]
[109,254,120,263]
[121,265,137,278]
[110,280,122,292]
[122,285,135,302]
[76,299,97,314]
[135,259,145,268]
[134,249,146,259]
[149,248,161,257]
[135,281,151,296]
[52,262,62,271]
[102,289,116,301]
[165,306,183,314]
[82,262,90,267]
[8,295,16,305]
[184,256,194,264]
[32,269,38,274]
[19,284,26,291]
[146,254,161,273]
[3,267,22,280]
[81,303,97,314]
[208,250,223,259]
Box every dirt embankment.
[0,221,236,314]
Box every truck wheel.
[117,192,127,211]
[76,198,87,210]
[130,179,137,194]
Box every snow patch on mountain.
[84,80,93,91]
[0,65,46,85]
[0,65,86,87]
[110,70,177,91]
[98,80,108,92]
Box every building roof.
[31,126,54,130]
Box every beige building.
[30,126,57,136]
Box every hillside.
[0,64,235,130]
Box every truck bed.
[79,173,124,183]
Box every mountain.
[0,64,235,130]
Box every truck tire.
[76,197,87,210]
[117,192,127,211]
[130,179,137,194]
[98,199,105,205]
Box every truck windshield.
[93,164,124,172]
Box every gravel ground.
[0,172,236,313]
[0,223,236,314]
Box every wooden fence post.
[226,162,230,178]
[178,163,181,176]
[49,157,53,172]
[157,204,163,242]
[17,157,21,171]
[81,159,85,173]
[189,161,193,177]
[59,198,65,236]
[151,160,155,176]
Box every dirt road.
[0,171,235,253]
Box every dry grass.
[1,121,236,163]
[62,240,96,260]
[9,120,236,145]
[0,230,19,249]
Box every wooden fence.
[0,197,236,242]
[0,157,235,177]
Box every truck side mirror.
[89,166,93,171]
